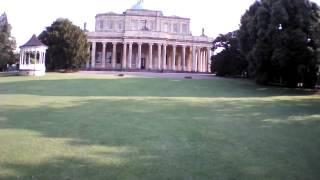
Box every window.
[149,21,155,31]
[168,23,171,32]
[164,23,168,32]
[173,23,179,33]
[132,20,138,30]
[99,20,104,30]
[140,20,146,30]
[107,20,113,30]
[118,23,123,30]
[182,24,188,34]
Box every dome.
[131,0,144,10]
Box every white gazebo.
[19,34,47,76]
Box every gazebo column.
[19,50,22,65]
[42,52,45,64]
[28,52,31,65]
[39,52,42,64]
[23,52,26,65]
[43,52,46,66]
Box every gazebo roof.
[20,34,47,48]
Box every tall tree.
[39,18,89,71]
[211,31,247,77]
[239,0,320,88]
[0,13,16,71]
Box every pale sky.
[1,0,320,50]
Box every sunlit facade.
[86,2,212,72]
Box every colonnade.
[87,41,211,73]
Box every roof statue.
[131,0,144,10]
[201,28,207,37]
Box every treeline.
[0,13,16,71]
[0,14,88,72]
[211,0,320,88]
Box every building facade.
[86,2,213,72]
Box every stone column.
[91,42,96,68]
[192,46,196,72]
[112,43,117,69]
[86,45,90,68]
[122,43,127,69]
[102,42,106,69]
[207,47,211,73]
[200,50,203,72]
[182,46,186,71]
[172,45,176,71]
[203,50,206,72]
[128,43,133,69]
[148,43,153,70]
[197,48,201,72]
[204,50,208,72]
[157,44,162,70]
[162,44,167,70]
[138,43,142,69]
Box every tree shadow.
[0,97,320,179]
[0,78,317,98]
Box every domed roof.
[131,0,144,10]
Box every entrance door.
[141,58,146,69]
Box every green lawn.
[0,73,319,180]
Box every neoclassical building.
[86,1,213,72]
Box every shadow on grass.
[0,97,320,179]
[0,78,317,98]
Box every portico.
[86,1,212,72]
[87,41,211,72]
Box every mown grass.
[0,73,319,180]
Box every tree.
[39,18,89,71]
[211,31,247,77]
[0,13,16,71]
[239,0,320,88]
